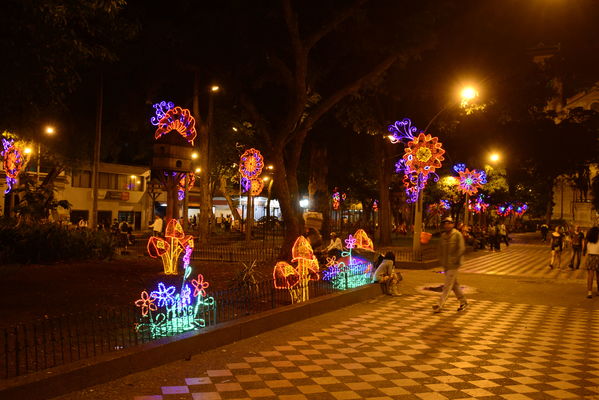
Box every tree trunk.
[219,176,242,221]
[272,150,301,260]
[308,146,329,235]
[194,72,211,245]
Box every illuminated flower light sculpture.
[428,200,451,216]
[469,194,489,214]
[1,138,28,193]
[239,148,264,179]
[147,219,194,275]
[152,101,197,145]
[513,202,528,216]
[272,236,319,303]
[496,203,513,217]
[177,173,196,201]
[453,164,487,196]
[135,241,215,338]
[332,190,341,210]
[321,233,373,290]
[354,229,374,251]
[249,178,264,196]
[389,118,444,202]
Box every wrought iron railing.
[0,275,370,379]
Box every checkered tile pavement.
[460,243,588,280]
[134,295,599,400]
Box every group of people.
[460,222,509,252]
[545,224,599,299]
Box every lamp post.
[264,165,274,219]
[396,86,479,260]
[36,126,56,184]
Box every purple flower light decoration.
[344,235,357,249]
[150,282,177,307]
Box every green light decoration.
[321,233,374,290]
[135,241,216,338]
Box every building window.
[72,170,91,188]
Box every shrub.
[0,223,116,264]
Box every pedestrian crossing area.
[459,243,587,280]
[132,294,599,400]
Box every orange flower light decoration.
[272,236,319,303]
[154,106,197,145]
[147,219,194,275]
[249,178,264,196]
[457,168,486,196]
[403,132,445,176]
[353,229,374,251]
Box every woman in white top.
[584,226,599,298]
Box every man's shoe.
[457,303,469,312]
[432,305,441,313]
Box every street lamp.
[191,151,199,160]
[423,85,480,133]
[210,85,220,92]
[489,153,501,163]
[36,126,57,183]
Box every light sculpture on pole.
[453,163,487,227]
[1,138,29,193]
[388,118,445,260]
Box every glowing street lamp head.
[191,152,199,160]
[460,86,478,101]
[45,126,56,135]
[23,147,32,155]
[195,167,201,173]
[489,153,500,163]
[267,165,274,170]
[210,85,220,92]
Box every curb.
[0,284,382,400]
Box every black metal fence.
[0,276,362,379]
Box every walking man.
[569,226,584,270]
[433,217,468,313]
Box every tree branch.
[305,0,368,51]
[281,0,308,134]
[239,94,274,150]
[286,52,402,145]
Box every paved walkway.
[54,232,599,400]
[460,235,587,280]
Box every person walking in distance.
[149,215,164,237]
[433,217,468,313]
[584,226,599,298]
[549,226,564,269]
[569,226,585,270]
[540,223,549,242]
